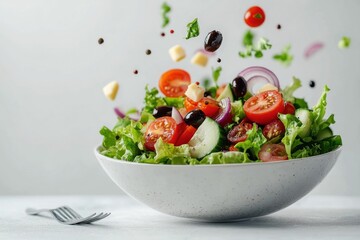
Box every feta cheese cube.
[103,81,119,101]
[169,44,186,62]
[191,52,208,67]
[185,83,205,102]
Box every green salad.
[99,66,342,165]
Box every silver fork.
[25,206,111,225]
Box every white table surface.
[1,195,359,240]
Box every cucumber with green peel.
[216,84,234,102]
[188,117,226,158]
[295,109,313,138]
[316,127,333,141]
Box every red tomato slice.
[144,117,180,151]
[159,69,191,97]
[258,143,288,162]
[229,145,238,151]
[243,90,285,125]
[227,122,253,143]
[197,97,220,117]
[175,125,197,146]
[216,83,227,98]
[244,6,266,28]
[283,102,296,115]
[184,97,198,112]
[262,119,285,140]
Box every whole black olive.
[204,30,223,52]
[153,106,172,118]
[184,109,206,128]
[232,76,247,99]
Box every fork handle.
[26,208,50,215]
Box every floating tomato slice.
[175,125,197,146]
[283,102,296,115]
[258,143,288,162]
[159,69,191,97]
[244,6,266,28]
[262,119,285,140]
[227,122,253,143]
[197,97,220,117]
[144,116,180,151]
[243,90,285,125]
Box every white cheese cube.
[258,83,279,93]
[185,83,205,102]
[191,52,208,67]
[103,81,119,101]
[169,45,186,62]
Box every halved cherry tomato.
[229,145,238,151]
[258,143,288,162]
[283,102,296,115]
[243,90,285,125]
[184,97,198,112]
[197,97,220,117]
[175,125,197,146]
[227,122,253,143]
[159,69,191,97]
[144,116,180,151]
[244,6,266,28]
[262,119,285,140]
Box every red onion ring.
[214,97,233,127]
[171,107,184,125]
[238,66,280,95]
[304,42,324,59]
[195,48,216,57]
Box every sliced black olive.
[184,109,206,128]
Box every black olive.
[309,80,316,88]
[232,76,247,99]
[204,91,212,97]
[153,106,172,118]
[184,110,206,128]
[204,30,223,52]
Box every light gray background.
[0,0,359,195]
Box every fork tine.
[61,206,80,219]
[51,210,66,222]
[53,209,69,220]
[80,212,104,224]
[65,213,98,225]
[57,207,74,220]
[83,212,111,224]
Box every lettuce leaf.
[231,100,246,123]
[200,151,252,164]
[234,124,267,160]
[281,77,309,109]
[292,135,342,158]
[143,85,166,114]
[279,113,303,159]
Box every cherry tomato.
[175,125,197,146]
[197,97,220,117]
[229,145,238,151]
[262,119,285,140]
[227,122,253,143]
[283,102,296,115]
[184,97,198,112]
[144,116,180,151]
[243,90,285,125]
[159,69,191,97]
[258,143,288,162]
[244,6,266,28]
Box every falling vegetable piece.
[169,44,186,62]
[244,6,266,28]
[239,30,271,58]
[103,81,119,101]
[185,18,200,39]
[161,2,171,28]
[204,30,223,52]
[191,52,208,67]
[273,45,293,67]
[338,36,351,49]
[304,42,324,58]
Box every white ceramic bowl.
[95,146,341,221]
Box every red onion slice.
[304,42,324,59]
[195,48,216,57]
[214,97,233,127]
[238,66,280,95]
[171,107,184,125]
[114,107,126,118]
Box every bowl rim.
[94,145,342,168]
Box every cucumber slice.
[217,84,234,102]
[188,117,225,158]
[316,127,333,141]
[295,109,313,138]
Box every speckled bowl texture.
[95,146,342,221]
